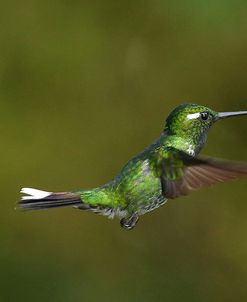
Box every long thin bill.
[218,111,247,119]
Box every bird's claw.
[120,214,139,230]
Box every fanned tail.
[18,188,82,210]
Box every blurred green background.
[1,1,247,301]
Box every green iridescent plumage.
[19,104,247,230]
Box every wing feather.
[161,150,247,199]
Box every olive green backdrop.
[1,1,247,301]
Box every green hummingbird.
[19,104,247,230]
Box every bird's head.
[164,103,247,154]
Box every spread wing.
[160,149,247,199]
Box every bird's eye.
[200,112,209,121]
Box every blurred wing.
[161,150,247,199]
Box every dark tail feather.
[18,188,82,210]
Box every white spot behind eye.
[187,113,200,120]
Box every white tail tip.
[21,188,52,200]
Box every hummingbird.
[19,104,247,230]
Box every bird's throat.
[163,134,205,156]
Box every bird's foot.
[120,214,139,230]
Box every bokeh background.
[1,1,247,301]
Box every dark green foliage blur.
[1,1,247,301]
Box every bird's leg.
[120,213,139,230]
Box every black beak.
[218,111,247,120]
